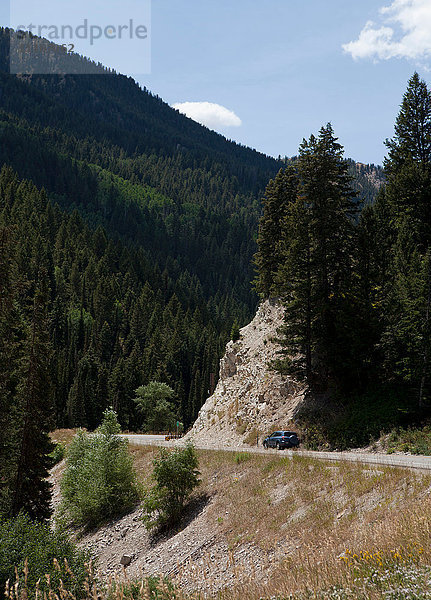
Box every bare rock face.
[184,300,306,448]
[219,348,238,378]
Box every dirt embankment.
[56,447,431,598]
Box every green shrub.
[107,575,178,600]
[49,442,66,466]
[60,413,140,527]
[297,385,416,450]
[97,406,122,436]
[0,513,89,599]
[133,382,176,432]
[230,320,240,341]
[385,426,431,455]
[142,444,200,531]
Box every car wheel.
[276,441,281,450]
[263,441,267,449]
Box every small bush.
[97,406,122,436]
[230,320,240,341]
[235,418,248,435]
[60,411,140,527]
[49,442,66,466]
[385,426,431,455]
[244,427,260,446]
[107,575,178,600]
[142,444,200,531]
[0,513,89,599]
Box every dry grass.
[50,429,83,447]
[36,433,431,598]
[185,450,431,597]
[129,443,157,481]
[121,444,431,598]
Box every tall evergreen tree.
[385,72,431,248]
[0,226,24,515]
[10,269,54,520]
[254,166,298,298]
[381,73,431,406]
[274,124,357,388]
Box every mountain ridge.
[0,29,386,430]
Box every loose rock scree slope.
[70,448,431,598]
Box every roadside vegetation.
[133,382,177,433]
[113,444,431,597]
[59,409,141,527]
[384,426,431,456]
[0,513,89,599]
[142,444,201,531]
[6,443,431,599]
[293,390,431,454]
[296,387,416,450]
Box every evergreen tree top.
[385,72,431,173]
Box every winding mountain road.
[121,434,431,471]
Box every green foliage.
[133,382,176,432]
[60,423,140,527]
[142,444,200,531]
[385,426,431,455]
[254,166,299,297]
[273,124,358,388]
[378,73,431,408]
[0,513,89,599]
[97,406,122,436]
[0,223,55,521]
[49,442,66,466]
[0,225,24,516]
[0,167,232,434]
[106,576,178,600]
[230,320,240,342]
[297,386,413,450]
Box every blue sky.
[5,0,431,164]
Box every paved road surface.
[121,434,431,471]
[124,434,167,446]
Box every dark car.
[263,431,299,450]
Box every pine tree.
[381,73,431,405]
[254,166,298,298]
[11,269,55,520]
[386,72,431,171]
[385,72,431,248]
[274,125,357,388]
[0,227,24,515]
[274,192,313,380]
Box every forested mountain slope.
[253,74,431,449]
[0,29,383,431]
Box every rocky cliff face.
[184,300,306,447]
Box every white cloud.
[343,0,431,61]
[172,102,242,130]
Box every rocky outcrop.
[184,300,306,448]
